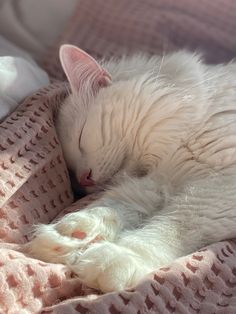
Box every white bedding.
[0,0,79,121]
[0,0,79,61]
[0,36,49,122]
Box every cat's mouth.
[78,168,103,195]
[70,168,119,198]
[79,169,95,187]
[71,168,105,196]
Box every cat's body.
[28,46,236,292]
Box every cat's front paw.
[70,242,151,292]
[26,206,120,264]
[55,206,120,242]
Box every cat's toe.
[69,242,151,292]
[55,211,100,242]
[26,207,120,265]
[54,207,119,242]
[25,224,81,263]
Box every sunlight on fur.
[27,45,236,292]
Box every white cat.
[27,45,236,293]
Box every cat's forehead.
[62,74,153,124]
[95,76,147,103]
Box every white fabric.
[0,36,50,122]
[0,0,79,61]
[0,0,78,121]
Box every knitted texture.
[43,0,236,80]
[0,82,73,244]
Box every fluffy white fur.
[27,45,236,293]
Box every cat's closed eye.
[136,167,149,177]
[78,123,86,152]
[129,166,149,178]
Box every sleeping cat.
[27,45,236,293]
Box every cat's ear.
[59,45,111,94]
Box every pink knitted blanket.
[1,79,236,314]
[1,0,236,313]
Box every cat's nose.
[79,169,95,186]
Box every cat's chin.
[84,185,104,194]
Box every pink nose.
[79,169,95,186]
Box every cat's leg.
[27,175,169,264]
[70,170,236,292]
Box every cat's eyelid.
[78,122,86,152]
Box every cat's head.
[57,45,206,193]
[57,45,136,192]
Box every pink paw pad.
[72,230,87,239]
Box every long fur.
[27,50,236,292]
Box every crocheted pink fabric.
[1,81,236,314]
[1,1,236,313]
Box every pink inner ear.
[59,44,111,93]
